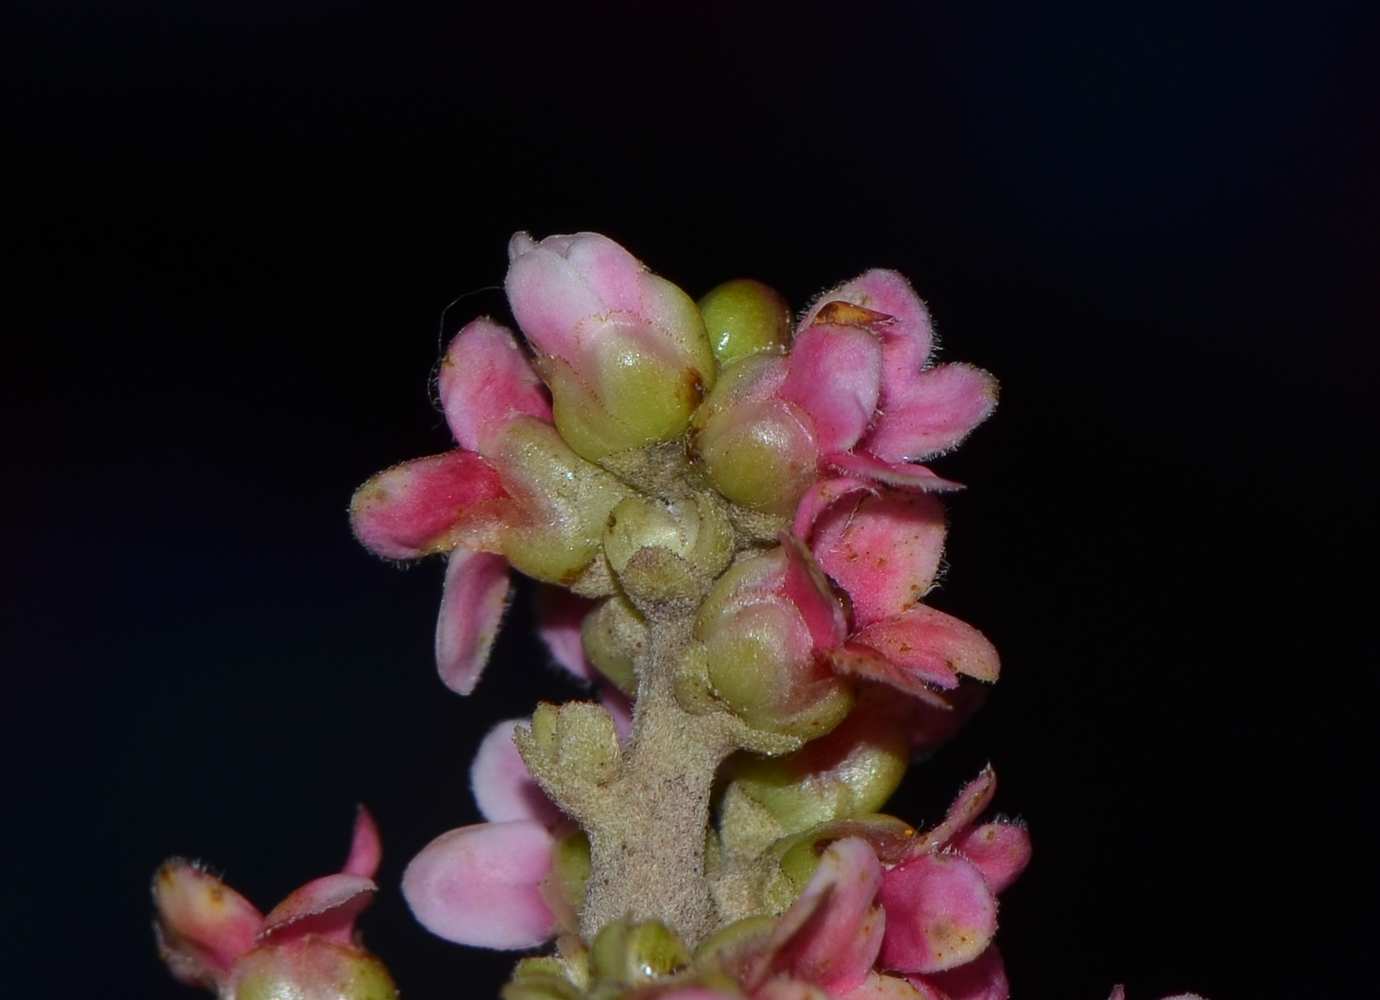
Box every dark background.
[3,2,1376,997]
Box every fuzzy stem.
[577,609,734,947]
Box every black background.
[3,2,1376,998]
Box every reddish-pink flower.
[796,483,1000,706]
[712,771,1028,1000]
[401,719,567,951]
[506,231,718,461]
[693,271,997,514]
[351,315,631,696]
[153,808,396,999]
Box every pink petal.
[152,861,264,980]
[908,945,1009,1000]
[767,838,885,995]
[402,820,558,950]
[949,824,1031,895]
[470,719,563,826]
[877,853,998,974]
[864,364,998,464]
[506,232,645,358]
[258,873,376,945]
[913,768,996,856]
[851,606,1000,687]
[781,323,883,454]
[435,549,511,695]
[800,270,935,375]
[439,318,551,452]
[350,450,508,560]
[826,452,963,492]
[534,586,598,682]
[828,642,958,701]
[791,477,877,541]
[780,534,849,652]
[341,805,382,880]
[812,492,947,629]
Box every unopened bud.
[485,416,632,587]
[506,233,717,464]
[694,549,853,738]
[589,917,691,987]
[521,702,623,787]
[545,829,592,919]
[502,959,583,1000]
[698,279,792,370]
[602,496,734,604]
[232,940,398,1000]
[726,685,911,836]
[580,594,646,695]
[692,356,819,516]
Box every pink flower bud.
[434,548,512,696]
[779,318,884,455]
[402,821,559,950]
[767,838,886,995]
[506,232,717,461]
[153,809,395,998]
[728,838,885,998]
[349,450,509,560]
[470,719,564,827]
[810,491,947,629]
[153,862,262,987]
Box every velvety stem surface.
[579,611,734,947]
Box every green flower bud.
[521,701,623,788]
[692,356,818,517]
[602,496,735,605]
[694,550,854,739]
[698,279,792,371]
[233,942,398,1000]
[487,416,632,587]
[503,958,584,1000]
[589,918,691,988]
[726,685,911,836]
[552,830,592,915]
[580,594,647,696]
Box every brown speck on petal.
[813,301,895,327]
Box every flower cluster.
[349,235,999,711]
[348,232,1014,996]
[153,808,397,1000]
[153,232,1205,1000]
